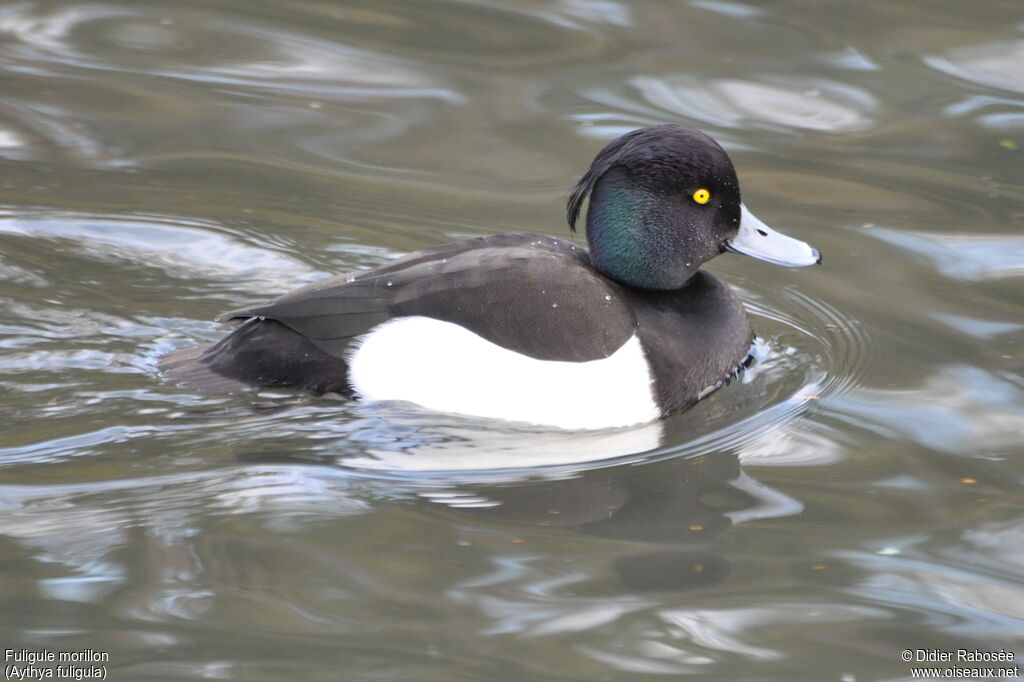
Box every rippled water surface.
[1,1,1022,680]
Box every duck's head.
[567,125,820,290]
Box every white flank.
[347,316,660,430]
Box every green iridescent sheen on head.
[568,126,742,291]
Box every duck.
[160,125,820,430]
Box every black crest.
[567,128,652,232]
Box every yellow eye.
[692,188,711,205]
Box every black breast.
[626,272,753,415]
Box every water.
[1,0,1022,680]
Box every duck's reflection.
[430,450,802,593]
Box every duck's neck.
[585,169,700,290]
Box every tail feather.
[158,318,354,397]
[159,344,253,393]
